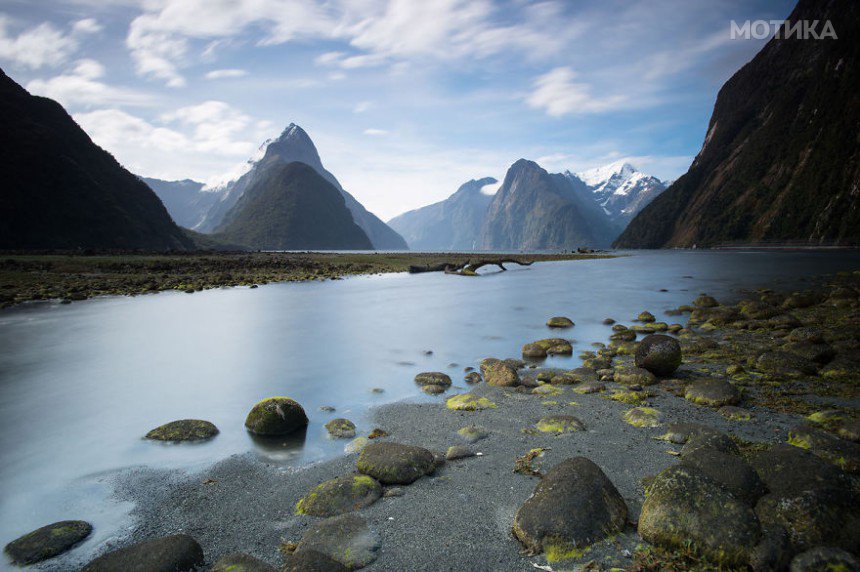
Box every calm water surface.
[1,250,859,558]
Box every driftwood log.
[408,258,533,276]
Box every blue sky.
[0,0,795,220]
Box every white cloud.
[0,17,79,69]
[480,180,501,195]
[363,128,388,136]
[26,59,153,107]
[72,18,103,35]
[353,100,372,113]
[160,100,258,155]
[526,67,627,117]
[204,68,248,79]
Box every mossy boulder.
[610,329,637,342]
[756,351,818,376]
[145,419,219,442]
[244,397,308,436]
[295,475,382,517]
[211,552,276,572]
[638,465,761,567]
[657,423,721,445]
[547,316,574,328]
[413,372,452,388]
[484,361,520,387]
[680,447,766,505]
[786,327,825,344]
[4,520,92,565]
[694,294,719,308]
[522,343,548,358]
[324,419,356,439]
[446,393,496,411]
[295,514,379,570]
[535,415,585,434]
[512,457,627,560]
[281,550,349,572]
[635,334,682,377]
[613,366,657,386]
[546,342,574,355]
[636,311,656,323]
[789,547,860,572]
[787,424,860,473]
[748,444,854,497]
[782,341,836,365]
[356,442,435,485]
[572,380,605,394]
[623,407,662,428]
[83,534,204,572]
[684,379,740,407]
[680,431,740,457]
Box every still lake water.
[1,250,859,559]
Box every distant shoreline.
[0,251,614,309]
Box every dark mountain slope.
[387,177,496,250]
[215,161,373,250]
[615,0,860,248]
[0,69,193,250]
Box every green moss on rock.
[244,397,308,436]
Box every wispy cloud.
[526,67,627,117]
[204,68,248,80]
[26,59,153,107]
[0,16,99,70]
[363,128,389,136]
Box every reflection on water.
[248,428,309,462]
[0,250,858,554]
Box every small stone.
[614,366,657,386]
[371,388,384,394]
[211,553,276,572]
[603,318,616,325]
[547,316,574,328]
[446,393,496,411]
[245,397,308,436]
[719,406,752,421]
[295,475,382,517]
[145,419,219,442]
[357,442,435,485]
[446,446,475,460]
[414,372,452,388]
[457,425,489,443]
[367,428,388,439]
[325,418,356,439]
[572,380,605,394]
[464,371,482,383]
[684,378,741,407]
[623,407,662,428]
[535,415,585,434]
[295,514,379,570]
[344,437,369,455]
[319,405,336,412]
[5,521,92,565]
[382,487,404,498]
[83,534,204,572]
[636,311,656,323]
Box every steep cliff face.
[387,177,496,250]
[0,69,193,250]
[615,0,860,248]
[479,160,617,250]
[216,161,373,250]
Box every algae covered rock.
[344,437,370,455]
[680,447,766,505]
[787,424,860,473]
[756,351,818,376]
[623,407,662,428]
[522,343,547,358]
[211,552,276,572]
[572,380,605,394]
[356,442,435,485]
[635,334,682,377]
[457,425,489,443]
[535,415,585,434]
[145,419,219,442]
[547,316,574,328]
[446,446,475,460]
[295,514,379,569]
[325,418,356,439]
[684,378,740,407]
[281,549,349,572]
[413,372,452,388]
[83,534,204,572]
[638,465,761,567]
[636,311,656,323]
[719,405,752,421]
[484,361,520,387]
[747,444,853,496]
[244,397,308,436]
[295,475,382,517]
[694,294,719,308]
[657,422,721,445]
[512,457,627,561]
[446,393,496,411]
[4,520,92,565]
[613,366,657,386]
[790,547,860,572]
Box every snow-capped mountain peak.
[576,160,637,187]
[565,160,668,225]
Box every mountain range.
[616,0,859,248]
[389,160,666,250]
[0,68,193,251]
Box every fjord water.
[1,250,859,553]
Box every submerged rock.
[211,553,276,572]
[522,343,547,358]
[295,475,382,517]
[4,520,92,565]
[634,334,682,377]
[244,397,308,436]
[413,372,452,388]
[295,514,380,569]
[325,418,356,439]
[145,419,219,442]
[83,534,204,572]
[546,316,574,328]
[638,465,760,567]
[513,457,627,561]
[356,442,435,485]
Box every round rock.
[244,397,308,436]
[4,520,92,565]
[535,415,585,434]
[623,407,662,428]
[295,514,379,570]
[635,334,682,377]
[684,379,741,407]
[547,316,574,328]
[484,361,520,386]
[324,418,356,439]
[83,534,204,572]
[356,442,435,485]
[145,419,219,442]
[446,393,496,411]
[295,475,382,517]
[513,457,627,559]
[413,372,452,388]
[614,366,657,386]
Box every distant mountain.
[216,161,373,250]
[0,68,192,250]
[142,177,227,230]
[567,161,667,225]
[387,177,496,250]
[615,0,860,248]
[198,124,406,250]
[479,159,617,250]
